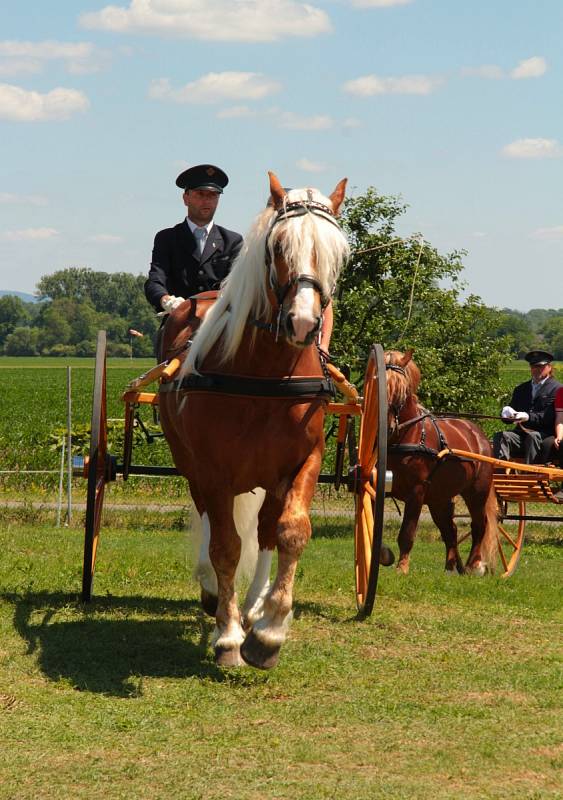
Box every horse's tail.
[190,489,265,585]
[481,482,499,573]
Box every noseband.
[265,191,341,311]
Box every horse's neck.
[204,326,323,378]
[398,395,420,423]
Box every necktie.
[194,226,206,255]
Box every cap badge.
[206,167,215,176]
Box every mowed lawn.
[0,515,560,800]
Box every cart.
[75,331,563,612]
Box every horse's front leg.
[207,496,246,667]
[241,491,279,630]
[396,488,425,575]
[241,454,319,670]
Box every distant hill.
[0,290,38,303]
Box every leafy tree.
[0,296,31,345]
[4,326,40,356]
[543,316,563,360]
[495,310,538,357]
[334,188,511,411]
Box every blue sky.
[0,0,561,310]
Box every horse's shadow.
[4,591,231,696]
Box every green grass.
[0,516,561,799]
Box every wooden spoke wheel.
[82,331,109,601]
[354,343,388,617]
[496,499,526,578]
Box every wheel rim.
[354,344,388,616]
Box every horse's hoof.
[466,561,486,577]
[380,546,395,567]
[241,630,281,670]
[396,560,409,575]
[444,568,458,577]
[214,646,245,668]
[200,588,218,617]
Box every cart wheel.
[354,343,388,617]
[82,331,109,601]
[497,499,526,578]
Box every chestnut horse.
[385,350,498,575]
[158,173,349,668]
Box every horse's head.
[384,349,421,434]
[265,172,349,347]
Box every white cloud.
[462,55,547,81]
[0,192,47,206]
[0,83,89,121]
[149,73,281,104]
[0,40,109,75]
[1,227,58,241]
[80,0,331,43]
[461,65,504,80]
[510,56,547,79]
[343,73,443,96]
[87,233,123,243]
[278,111,333,130]
[531,225,563,240]
[296,157,326,172]
[342,117,361,128]
[350,0,413,6]
[216,105,257,119]
[502,138,562,159]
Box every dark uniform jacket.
[144,220,243,311]
[509,377,561,436]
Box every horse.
[158,173,350,669]
[384,350,498,575]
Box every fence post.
[66,365,72,524]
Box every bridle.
[264,191,341,316]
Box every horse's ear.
[268,172,287,209]
[329,178,347,216]
[400,349,414,367]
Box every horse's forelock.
[385,350,421,402]
[270,189,349,294]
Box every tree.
[4,326,40,356]
[0,295,31,345]
[495,310,539,357]
[333,188,511,411]
[543,316,563,360]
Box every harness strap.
[159,372,335,399]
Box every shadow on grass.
[3,591,240,696]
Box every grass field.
[0,356,561,798]
[0,513,561,800]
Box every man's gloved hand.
[514,411,529,422]
[161,295,185,313]
[501,406,516,420]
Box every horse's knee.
[277,512,311,556]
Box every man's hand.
[501,405,516,420]
[161,295,185,313]
[514,411,529,422]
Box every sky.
[0,0,561,311]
